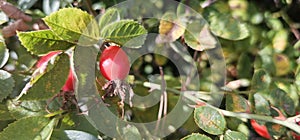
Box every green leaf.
[17,30,74,55]
[98,8,120,30]
[258,46,276,75]
[43,8,100,46]
[181,133,212,140]
[20,54,70,100]
[226,94,249,113]
[0,104,14,121]
[100,20,147,48]
[51,130,98,140]
[224,130,247,140]
[272,29,288,52]
[296,65,300,88]
[251,69,271,91]
[0,12,8,25]
[58,113,98,136]
[184,20,217,51]
[0,70,14,102]
[266,122,286,137]
[0,38,9,68]
[209,13,249,40]
[118,125,142,140]
[0,116,57,140]
[7,100,48,119]
[253,93,271,115]
[269,88,295,115]
[237,53,252,79]
[194,106,226,135]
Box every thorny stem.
[142,81,300,134]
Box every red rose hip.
[37,51,74,92]
[99,45,130,81]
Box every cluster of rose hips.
[37,44,131,114]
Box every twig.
[143,81,300,134]
[182,51,198,91]
[280,10,300,40]
[83,0,96,16]
[155,67,168,135]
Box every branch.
[142,81,300,134]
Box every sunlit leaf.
[273,54,290,76]
[0,116,57,140]
[98,8,120,30]
[17,30,74,55]
[209,13,249,40]
[0,70,14,102]
[156,12,185,43]
[51,130,98,140]
[0,12,8,25]
[272,29,288,52]
[159,12,175,35]
[228,0,249,21]
[181,133,212,140]
[0,37,9,68]
[101,20,147,48]
[194,106,226,135]
[224,130,247,140]
[43,8,100,46]
[184,20,217,51]
[226,94,249,113]
[19,54,70,100]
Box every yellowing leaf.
[272,29,288,52]
[184,20,217,51]
[156,12,185,43]
[194,106,226,135]
[273,54,290,76]
[226,94,250,113]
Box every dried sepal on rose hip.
[99,44,134,110]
